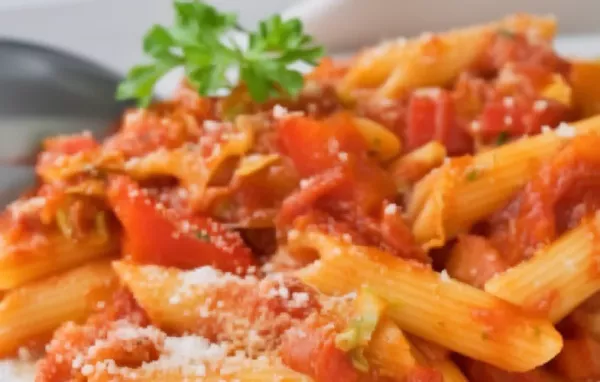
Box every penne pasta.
[570,60,600,118]
[87,364,314,382]
[0,259,118,356]
[407,115,600,249]
[124,121,254,209]
[388,141,447,192]
[339,14,556,98]
[0,231,118,290]
[4,9,599,381]
[113,261,210,334]
[367,318,468,381]
[365,317,416,379]
[353,117,402,162]
[485,212,600,323]
[292,231,562,372]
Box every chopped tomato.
[474,32,570,77]
[489,134,600,264]
[405,366,444,382]
[277,166,347,227]
[37,133,100,169]
[43,133,99,155]
[277,112,368,177]
[277,113,395,219]
[306,57,349,83]
[554,336,600,380]
[280,320,360,382]
[478,96,570,142]
[446,235,507,288]
[406,90,473,155]
[108,176,254,271]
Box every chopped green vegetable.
[335,287,386,372]
[117,0,324,107]
[195,230,210,241]
[496,131,509,146]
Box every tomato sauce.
[490,134,600,265]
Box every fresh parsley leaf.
[496,131,509,146]
[116,0,324,107]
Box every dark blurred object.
[0,39,131,207]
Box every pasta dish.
[2,5,600,381]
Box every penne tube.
[388,141,447,192]
[570,60,600,118]
[367,317,468,382]
[88,364,313,382]
[0,259,118,356]
[339,14,555,98]
[292,231,562,372]
[113,261,211,334]
[0,231,118,290]
[407,115,600,249]
[365,316,417,379]
[485,212,600,323]
[353,117,402,162]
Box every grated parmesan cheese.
[502,97,515,108]
[272,105,289,119]
[440,269,451,283]
[203,120,222,132]
[533,99,549,111]
[555,122,576,138]
[384,203,398,215]
[413,87,441,98]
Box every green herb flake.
[496,131,509,146]
[195,230,211,242]
[117,0,324,107]
[481,331,490,340]
[465,168,480,182]
[498,29,515,39]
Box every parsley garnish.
[195,230,210,242]
[496,131,509,146]
[116,0,324,106]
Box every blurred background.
[1,0,600,75]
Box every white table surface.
[0,0,299,74]
[2,0,600,76]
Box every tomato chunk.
[43,133,99,155]
[108,176,254,271]
[281,319,360,382]
[277,113,368,177]
[478,97,570,141]
[406,91,472,155]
